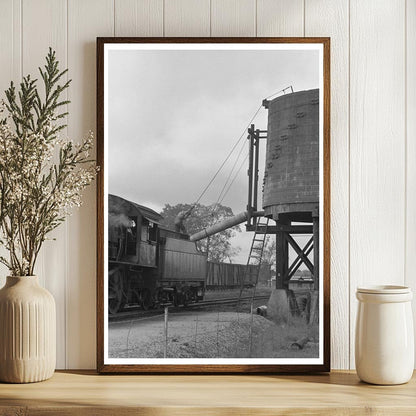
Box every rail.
[109,295,270,323]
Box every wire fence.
[122,308,262,359]
[111,292,318,360]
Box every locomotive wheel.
[182,290,191,307]
[140,288,153,311]
[173,292,180,307]
[109,269,124,315]
[155,288,164,306]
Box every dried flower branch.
[0,48,97,276]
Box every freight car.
[206,262,257,290]
[108,194,207,314]
[206,262,271,290]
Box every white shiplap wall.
[0,0,414,370]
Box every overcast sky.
[108,47,319,264]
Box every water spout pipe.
[189,210,264,242]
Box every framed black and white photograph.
[97,37,330,373]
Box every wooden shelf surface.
[0,370,415,415]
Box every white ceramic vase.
[355,285,414,385]
[0,276,56,383]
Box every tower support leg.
[313,215,319,291]
[275,231,288,289]
[310,214,320,325]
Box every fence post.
[216,311,220,357]
[249,303,254,357]
[164,306,169,358]
[194,314,199,356]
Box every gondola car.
[206,262,259,290]
[108,194,207,314]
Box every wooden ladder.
[238,216,270,300]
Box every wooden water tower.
[246,89,320,291]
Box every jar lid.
[357,285,411,294]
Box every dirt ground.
[109,310,319,359]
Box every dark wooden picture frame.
[97,37,330,373]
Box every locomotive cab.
[125,216,137,255]
[108,195,160,267]
[108,195,163,314]
[138,218,158,267]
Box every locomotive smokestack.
[189,210,264,242]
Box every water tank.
[262,89,319,222]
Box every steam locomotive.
[108,194,207,314]
[108,194,267,315]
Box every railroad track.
[109,294,270,323]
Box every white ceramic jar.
[355,285,414,385]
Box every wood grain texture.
[0,0,21,96]
[164,0,210,37]
[67,0,114,370]
[257,0,303,37]
[95,36,331,374]
[405,0,416,364]
[22,0,68,369]
[0,0,21,289]
[96,37,105,379]
[211,0,256,37]
[0,371,415,415]
[349,0,406,368]
[115,0,163,37]
[305,0,350,370]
